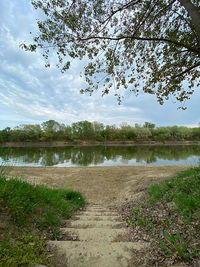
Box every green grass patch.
[147,167,200,221]
[0,178,85,227]
[127,167,200,265]
[0,234,46,267]
[0,176,85,266]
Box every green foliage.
[163,231,189,259]
[148,167,200,220]
[153,127,171,142]
[133,127,152,141]
[22,1,200,106]
[128,167,200,263]
[143,122,156,129]
[72,121,94,140]
[41,120,65,141]
[0,161,12,178]
[0,234,46,267]
[158,238,172,256]
[0,178,85,227]
[0,176,85,265]
[1,120,200,143]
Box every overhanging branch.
[79,35,200,54]
[172,62,200,78]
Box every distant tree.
[143,122,156,129]
[42,120,61,132]
[191,127,200,140]
[0,127,12,142]
[119,123,135,140]
[23,0,200,107]
[41,120,63,140]
[102,125,118,141]
[135,123,141,128]
[170,125,191,140]
[21,124,42,141]
[134,126,152,140]
[72,121,94,140]
[64,125,73,140]
[92,121,104,141]
[153,126,173,142]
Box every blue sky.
[0,0,199,130]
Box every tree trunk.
[178,0,200,42]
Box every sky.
[0,0,199,130]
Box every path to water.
[11,165,190,266]
[48,204,148,267]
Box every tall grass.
[0,176,85,266]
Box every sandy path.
[10,165,189,206]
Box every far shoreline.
[0,140,200,148]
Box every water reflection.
[0,145,200,167]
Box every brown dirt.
[9,165,189,206]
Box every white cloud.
[0,0,199,130]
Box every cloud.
[0,0,199,130]
[0,0,145,127]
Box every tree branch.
[91,0,141,37]
[172,62,200,78]
[79,35,200,54]
[178,0,200,42]
[131,0,159,37]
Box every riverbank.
[4,165,199,266]
[1,140,200,147]
[9,165,189,205]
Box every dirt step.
[48,241,148,267]
[73,215,122,221]
[83,207,113,212]
[66,220,126,229]
[60,228,128,242]
[76,211,119,217]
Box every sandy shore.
[9,165,190,206]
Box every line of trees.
[0,120,200,143]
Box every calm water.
[0,145,200,167]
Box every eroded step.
[84,207,113,212]
[48,241,148,267]
[67,220,126,229]
[77,211,118,217]
[73,215,122,222]
[60,228,127,242]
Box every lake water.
[0,145,200,167]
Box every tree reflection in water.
[0,145,200,166]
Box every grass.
[0,176,85,266]
[127,167,200,265]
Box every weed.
[136,218,145,227]
[163,231,189,259]
[158,238,172,256]
[126,215,134,226]
[129,167,200,264]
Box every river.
[0,145,200,167]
